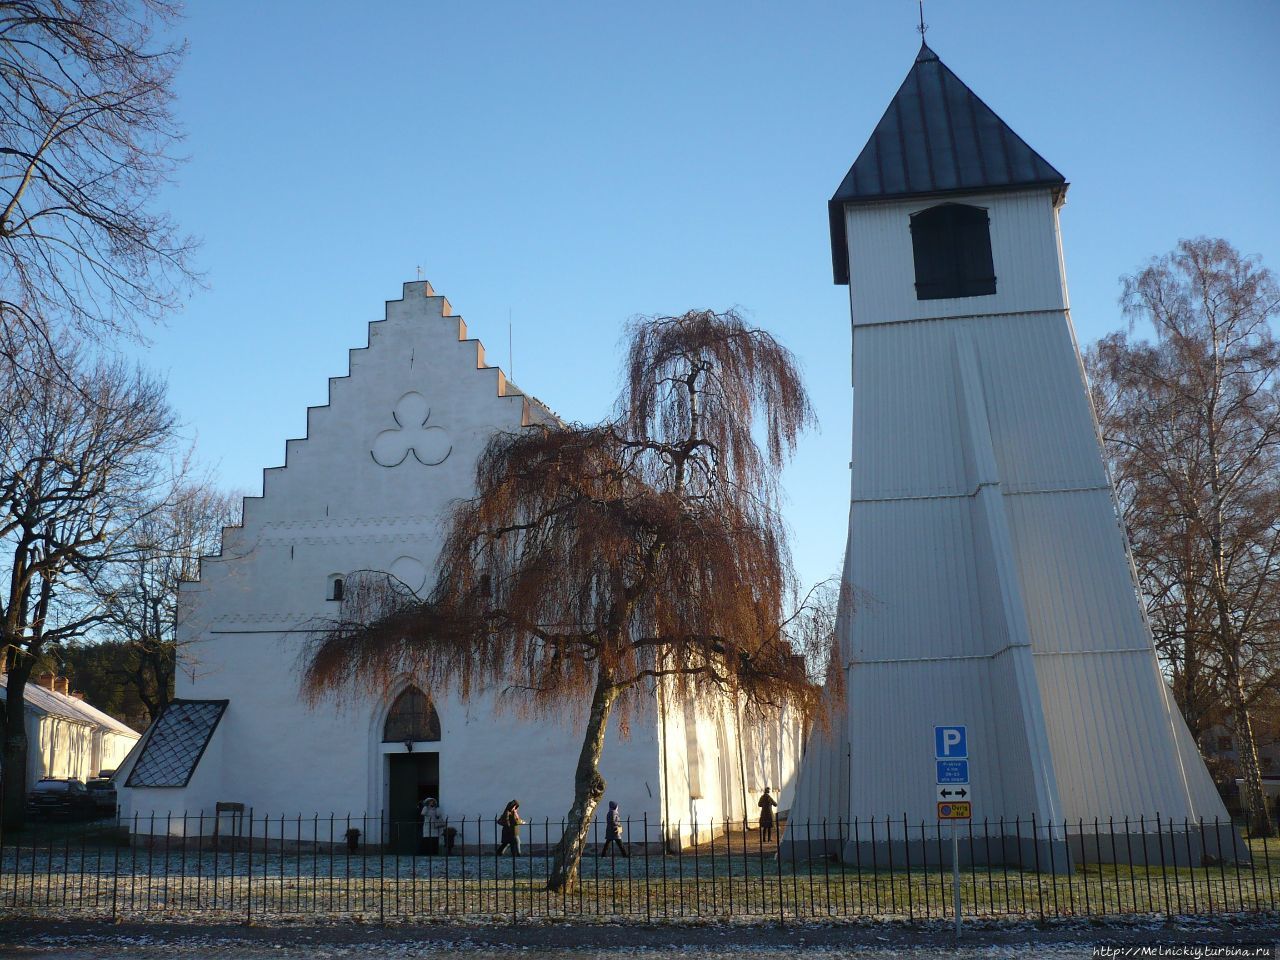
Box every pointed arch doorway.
[382,686,441,854]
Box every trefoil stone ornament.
[371,392,452,467]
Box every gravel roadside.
[1,916,1278,959]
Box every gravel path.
[1,916,1278,959]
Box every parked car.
[26,778,97,819]
[85,777,117,814]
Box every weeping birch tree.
[302,309,837,891]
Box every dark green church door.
[387,753,439,855]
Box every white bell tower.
[790,43,1235,868]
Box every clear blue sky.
[142,0,1279,593]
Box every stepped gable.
[828,42,1066,284]
[185,280,559,586]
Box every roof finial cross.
[917,0,928,41]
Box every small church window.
[383,687,441,743]
[329,576,344,602]
[909,203,996,300]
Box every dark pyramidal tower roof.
[829,43,1066,284]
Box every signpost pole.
[934,725,969,940]
[951,825,961,938]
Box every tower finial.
[917,0,928,41]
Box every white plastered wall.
[33,715,93,781]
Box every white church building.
[115,283,801,849]
[786,42,1234,868]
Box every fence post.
[708,816,718,918]
[281,813,288,917]
[127,811,138,914]
[112,816,122,922]
[161,811,172,915]
[1030,812,1044,922]
[361,814,369,917]
[443,816,450,917]
[930,819,942,918]
[1165,814,1183,915]
[246,808,253,924]
[689,815,699,916]
[775,816,785,924]
[64,811,74,911]
[1155,813,1171,921]
[1228,813,1247,911]
[819,819,830,918]
[901,814,912,922]
[1260,816,1276,910]
[942,819,952,942]
[642,813,651,922]
[659,815,668,921]
[1180,818,1194,915]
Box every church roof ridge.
[828,42,1066,284]
[0,674,140,738]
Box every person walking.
[420,797,445,855]
[496,799,523,856]
[757,787,778,842]
[599,800,629,858]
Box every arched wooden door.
[383,687,441,855]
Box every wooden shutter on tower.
[910,203,996,300]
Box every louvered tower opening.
[909,203,996,300]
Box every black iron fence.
[0,812,1276,923]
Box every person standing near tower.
[757,787,778,842]
[420,797,445,855]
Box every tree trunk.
[1223,653,1274,837]
[1204,423,1273,836]
[1,662,32,831]
[546,667,617,892]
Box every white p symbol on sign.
[935,725,967,758]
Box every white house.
[0,674,140,785]
[786,42,1232,867]
[115,282,801,848]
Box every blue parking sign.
[935,725,967,758]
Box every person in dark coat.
[757,787,778,842]
[496,799,523,856]
[599,800,629,858]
